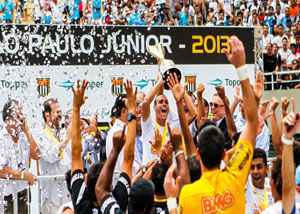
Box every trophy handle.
[147,42,165,59]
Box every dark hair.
[293,141,300,167]
[271,157,282,197]
[232,132,241,145]
[42,98,58,122]
[80,118,90,126]
[87,161,105,202]
[65,170,72,193]
[154,94,167,105]
[187,156,201,183]
[253,148,267,166]
[193,119,216,147]
[282,37,288,42]
[151,162,169,195]
[203,98,209,107]
[2,100,19,121]
[197,125,225,169]
[219,9,224,15]
[186,91,196,101]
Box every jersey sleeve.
[112,172,131,211]
[225,139,253,185]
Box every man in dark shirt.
[263,43,279,90]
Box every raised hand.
[269,97,279,113]
[149,128,162,154]
[281,97,290,118]
[89,114,98,134]
[164,164,181,198]
[281,98,300,139]
[215,85,226,101]
[222,36,245,68]
[71,79,88,108]
[258,100,271,121]
[112,125,126,153]
[167,122,183,152]
[167,73,187,103]
[196,83,205,97]
[253,71,264,102]
[124,80,137,112]
[233,86,241,102]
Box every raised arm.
[95,127,126,203]
[223,36,258,145]
[168,73,196,156]
[22,120,40,160]
[281,98,300,213]
[71,79,88,174]
[196,83,207,127]
[230,86,241,115]
[120,80,137,180]
[142,76,164,122]
[269,97,282,155]
[168,124,191,190]
[215,85,237,138]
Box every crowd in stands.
[1,35,300,214]
[0,0,299,26]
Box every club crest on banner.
[37,78,50,97]
[111,77,123,95]
[185,76,196,92]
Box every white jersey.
[262,201,300,214]
[246,176,274,214]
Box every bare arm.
[269,97,282,156]
[215,85,237,138]
[142,77,164,122]
[120,80,137,180]
[0,166,37,186]
[183,92,197,125]
[71,80,88,174]
[96,127,126,203]
[223,37,258,145]
[168,124,191,191]
[281,99,299,213]
[22,120,40,160]
[196,83,206,127]
[168,73,196,157]
[230,86,241,115]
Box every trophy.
[147,43,182,90]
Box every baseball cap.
[130,179,155,212]
[296,165,300,186]
[114,94,127,112]
[240,5,245,10]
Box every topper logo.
[202,191,234,214]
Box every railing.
[264,70,300,90]
[0,174,66,214]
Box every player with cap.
[106,93,142,184]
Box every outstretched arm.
[196,83,207,127]
[281,98,299,213]
[230,86,241,115]
[269,97,281,155]
[120,80,137,180]
[215,85,237,138]
[168,73,196,157]
[142,75,164,122]
[223,36,258,146]
[96,127,126,203]
[71,80,88,174]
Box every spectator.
[278,37,291,70]
[92,0,102,24]
[0,100,40,214]
[275,4,284,25]
[37,98,72,214]
[0,0,14,23]
[179,4,189,25]
[262,25,274,51]
[289,0,298,19]
[264,6,276,34]
[280,7,293,31]
[128,4,141,25]
[274,24,286,47]
[263,43,279,90]
[69,0,81,24]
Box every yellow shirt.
[179,139,253,214]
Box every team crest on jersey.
[111,77,123,95]
[37,78,50,97]
[185,76,196,93]
[202,191,234,214]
